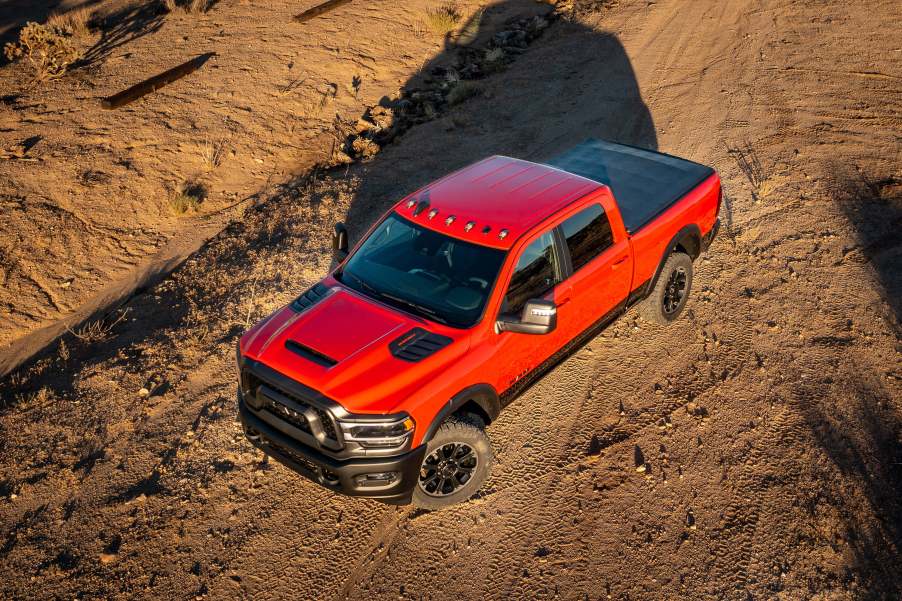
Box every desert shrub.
[65,310,129,345]
[169,182,206,215]
[447,81,480,106]
[425,3,462,34]
[4,22,80,82]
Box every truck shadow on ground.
[340,0,656,243]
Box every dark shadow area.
[798,373,902,598]
[833,169,902,328]
[797,166,902,596]
[76,1,164,69]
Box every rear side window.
[560,204,614,272]
[502,232,560,315]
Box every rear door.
[555,193,633,340]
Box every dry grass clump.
[447,81,480,106]
[65,309,130,345]
[425,3,462,34]
[201,137,228,170]
[169,182,207,215]
[162,0,215,14]
[3,22,80,83]
[46,7,94,38]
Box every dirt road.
[1,0,900,599]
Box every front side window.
[560,204,614,272]
[502,231,560,316]
[338,213,505,328]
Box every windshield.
[337,213,506,328]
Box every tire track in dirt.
[494,276,761,597]
[707,379,815,598]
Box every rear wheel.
[411,414,492,510]
[640,252,693,324]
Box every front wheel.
[640,252,693,324]
[411,414,493,510]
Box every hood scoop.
[389,328,452,362]
[291,283,331,312]
[285,340,338,368]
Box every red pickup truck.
[237,139,721,508]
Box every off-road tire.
[411,414,493,510]
[640,252,693,324]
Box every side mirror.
[496,299,557,335]
[333,222,349,261]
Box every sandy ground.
[1,0,901,599]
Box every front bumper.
[238,394,426,504]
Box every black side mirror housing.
[333,222,349,261]
[496,299,557,335]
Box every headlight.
[338,415,415,449]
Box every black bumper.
[701,218,720,252]
[238,395,426,504]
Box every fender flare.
[422,384,501,442]
[647,224,702,295]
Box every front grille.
[241,369,340,446]
[264,396,312,434]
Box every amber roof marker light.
[499,229,509,239]
[464,221,475,232]
[445,215,456,226]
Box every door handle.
[556,286,572,306]
[612,255,629,268]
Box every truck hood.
[240,286,468,414]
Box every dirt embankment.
[1,0,537,374]
[1,0,901,600]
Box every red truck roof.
[392,156,601,250]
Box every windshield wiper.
[339,271,448,325]
[340,270,382,299]
[380,292,448,325]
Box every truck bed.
[544,139,715,234]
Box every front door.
[493,228,574,399]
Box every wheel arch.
[647,224,701,294]
[422,384,500,442]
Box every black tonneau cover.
[544,139,715,234]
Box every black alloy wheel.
[663,267,688,315]
[418,442,479,497]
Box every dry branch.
[294,0,353,24]
[101,52,215,109]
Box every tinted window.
[560,204,614,272]
[502,232,559,315]
[338,214,505,328]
